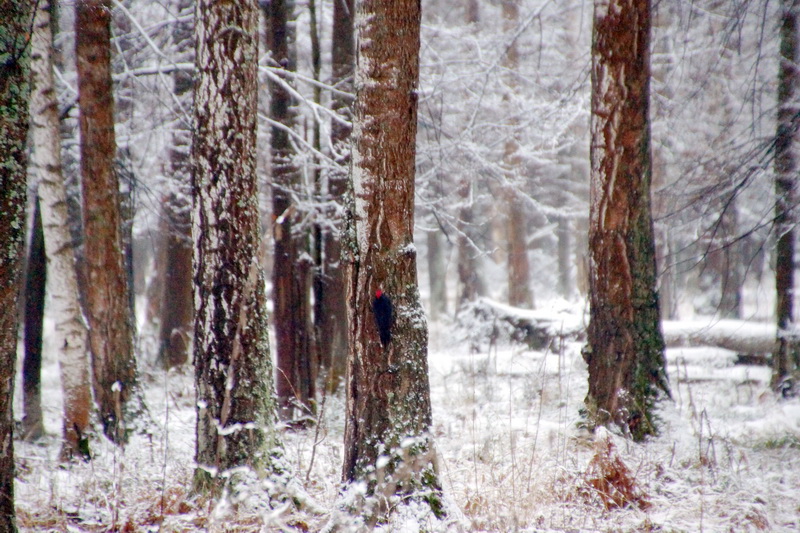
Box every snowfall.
[13,296,800,532]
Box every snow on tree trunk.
[773,0,800,391]
[76,0,145,445]
[192,0,282,494]
[22,198,46,442]
[584,0,669,441]
[157,0,194,370]
[0,1,32,527]
[31,0,93,460]
[343,0,443,520]
[265,0,317,423]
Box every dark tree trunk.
[192,0,282,495]
[315,0,355,391]
[76,0,145,444]
[0,1,32,528]
[23,197,46,441]
[584,0,669,441]
[265,0,316,422]
[456,181,486,308]
[773,0,800,390]
[343,0,443,520]
[157,0,194,370]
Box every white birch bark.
[31,0,93,458]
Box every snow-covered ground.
[13,305,800,532]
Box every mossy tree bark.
[343,0,443,520]
[75,0,146,445]
[192,0,282,495]
[773,0,800,391]
[0,1,32,528]
[584,0,669,441]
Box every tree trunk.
[192,0,282,495]
[76,0,146,445]
[316,0,355,391]
[265,0,316,422]
[427,228,448,319]
[22,197,46,441]
[502,0,533,309]
[157,0,194,370]
[456,179,486,309]
[31,0,94,460]
[584,0,669,441]
[773,0,800,390]
[0,1,32,528]
[343,0,443,520]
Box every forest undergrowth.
[13,306,800,532]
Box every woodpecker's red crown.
[375,289,383,298]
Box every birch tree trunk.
[584,0,669,441]
[343,0,443,519]
[76,0,145,444]
[0,1,32,527]
[31,0,93,460]
[192,0,282,494]
[774,0,800,390]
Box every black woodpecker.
[372,289,394,346]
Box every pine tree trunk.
[343,0,443,519]
[22,198,46,441]
[774,0,800,390]
[31,0,94,460]
[76,0,145,444]
[192,0,282,494]
[0,1,32,528]
[157,0,194,370]
[502,0,533,309]
[316,0,355,391]
[265,0,316,422]
[584,0,669,441]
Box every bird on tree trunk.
[372,289,393,347]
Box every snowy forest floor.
[13,303,800,532]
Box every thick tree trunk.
[265,0,316,422]
[22,198,46,441]
[316,0,355,391]
[773,0,800,390]
[343,0,443,520]
[157,0,194,370]
[0,2,32,528]
[584,0,669,441]
[76,0,145,444]
[192,0,282,495]
[31,0,93,460]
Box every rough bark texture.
[343,0,443,519]
[773,0,800,390]
[0,1,31,528]
[584,0,669,441]
[31,0,93,460]
[265,0,316,422]
[157,0,194,370]
[316,0,355,390]
[76,0,143,444]
[22,198,46,442]
[193,0,281,494]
